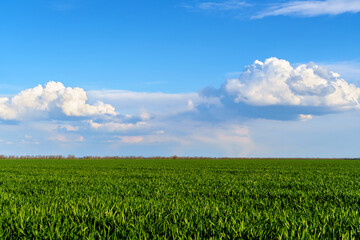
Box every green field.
[0,158,360,239]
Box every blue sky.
[1,0,360,157]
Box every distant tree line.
[0,155,220,160]
[0,155,358,160]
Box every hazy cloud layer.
[87,90,204,116]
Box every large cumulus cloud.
[199,57,360,120]
[0,81,116,120]
[224,57,360,107]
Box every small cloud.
[183,0,252,17]
[299,114,313,121]
[62,125,79,132]
[48,134,84,142]
[140,112,151,121]
[118,136,143,144]
[197,0,249,11]
[89,120,146,132]
[49,134,68,142]
[187,100,195,110]
[0,139,11,145]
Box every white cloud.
[140,112,151,121]
[0,81,116,120]
[48,134,84,142]
[223,57,360,109]
[197,0,248,11]
[299,114,313,121]
[24,135,32,139]
[62,125,79,132]
[118,136,144,144]
[89,120,147,132]
[48,134,68,142]
[255,0,360,19]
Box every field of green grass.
[0,158,360,239]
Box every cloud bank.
[1,57,359,157]
[255,0,360,18]
[2,58,358,124]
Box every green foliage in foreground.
[0,159,360,239]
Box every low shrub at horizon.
[0,158,359,239]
